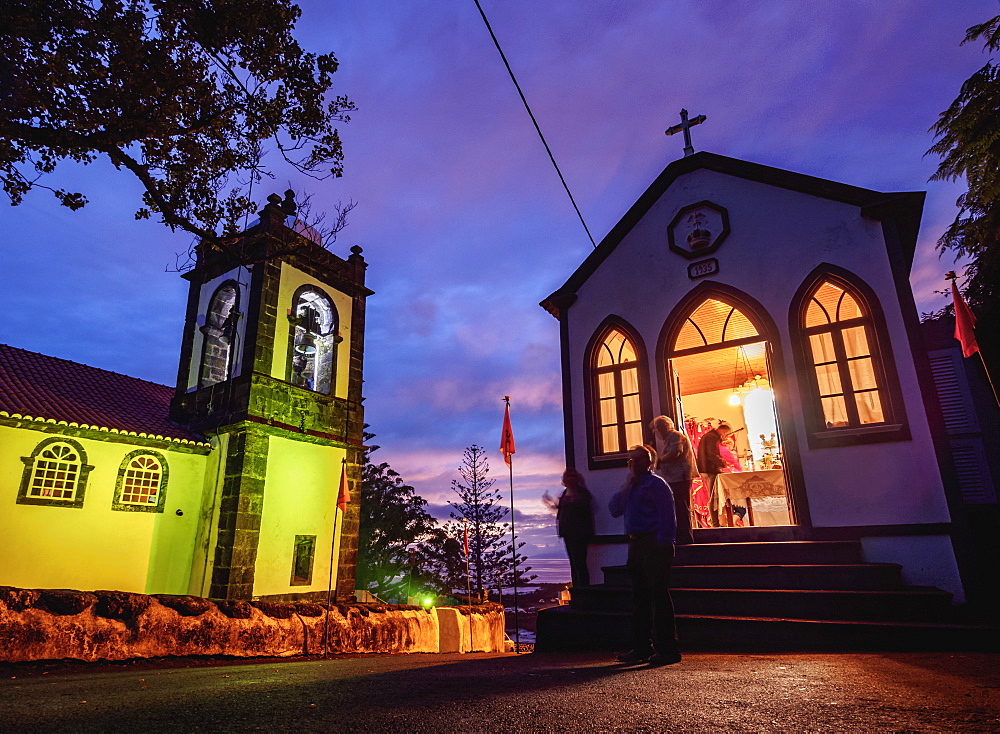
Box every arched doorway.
[660,289,796,532]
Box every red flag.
[337,461,350,513]
[500,398,516,467]
[952,280,980,358]
[463,521,469,557]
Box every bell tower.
[171,192,370,602]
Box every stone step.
[534,606,1000,653]
[569,586,954,622]
[539,539,978,653]
[674,540,865,566]
[602,563,906,591]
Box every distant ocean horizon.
[524,557,571,585]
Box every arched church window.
[593,327,643,455]
[803,280,885,428]
[28,442,80,500]
[113,451,168,512]
[675,298,761,351]
[199,282,240,388]
[17,437,93,508]
[791,268,908,446]
[288,287,338,395]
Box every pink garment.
[719,444,742,473]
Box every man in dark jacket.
[609,445,680,666]
[696,423,732,527]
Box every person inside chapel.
[696,422,732,527]
[649,416,697,544]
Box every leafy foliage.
[928,14,1000,308]
[0,0,353,244]
[412,525,466,597]
[447,445,534,597]
[356,431,436,601]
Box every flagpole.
[508,450,520,653]
[502,395,520,653]
[947,271,998,407]
[325,457,349,659]
[463,519,472,602]
[324,504,341,659]
[326,388,353,658]
[463,518,473,650]
[977,351,1000,407]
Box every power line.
[472,0,597,249]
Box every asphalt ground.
[1,651,998,732]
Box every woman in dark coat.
[543,468,595,587]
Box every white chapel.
[541,149,970,601]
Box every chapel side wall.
[254,437,345,597]
[0,425,207,594]
[565,169,949,536]
[273,263,355,399]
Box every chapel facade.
[542,152,974,601]
[0,193,369,602]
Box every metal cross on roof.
[665,108,707,157]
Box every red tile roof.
[0,343,206,443]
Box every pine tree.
[928,14,1000,313]
[447,445,534,597]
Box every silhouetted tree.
[929,14,1000,311]
[413,525,466,597]
[356,430,436,601]
[1,0,353,249]
[447,445,534,597]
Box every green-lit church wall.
[254,436,346,597]
[178,433,228,598]
[0,424,209,595]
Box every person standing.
[696,422,732,527]
[542,469,595,587]
[650,416,698,545]
[609,445,681,666]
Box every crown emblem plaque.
[668,200,730,259]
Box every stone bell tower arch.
[171,192,371,602]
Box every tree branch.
[101,144,217,241]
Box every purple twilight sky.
[1,0,995,563]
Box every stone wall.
[437,606,508,654]
[0,587,505,663]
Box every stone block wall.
[437,606,508,654]
[0,587,505,663]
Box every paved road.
[1,652,997,732]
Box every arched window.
[674,298,761,351]
[17,437,93,508]
[593,327,643,456]
[28,442,80,499]
[803,281,885,428]
[113,451,168,512]
[792,267,908,446]
[199,282,240,388]
[288,287,338,395]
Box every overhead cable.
[472,0,597,248]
